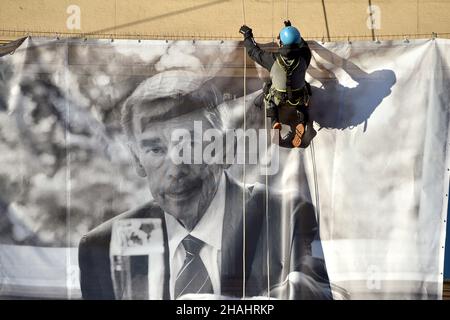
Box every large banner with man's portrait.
[0,37,449,299]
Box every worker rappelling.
[239,20,316,148]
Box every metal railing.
[1,29,449,44]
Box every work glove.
[284,20,292,27]
[239,25,253,39]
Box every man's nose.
[165,146,190,179]
[165,161,189,180]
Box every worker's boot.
[292,122,305,148]
[272,121,282,130]
[270,118,281,145]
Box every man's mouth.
[164,182,201,201]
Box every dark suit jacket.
[78,172,332,299]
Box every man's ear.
[129,144,147,178]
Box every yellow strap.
[272,87,303,93]
[287,100,301,106]
[277,55,300,73]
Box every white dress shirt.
[164,173,226,299]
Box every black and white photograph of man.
[78,69,332,300]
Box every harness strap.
[269,84,310,106]
[276,55,301,104]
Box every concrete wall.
[0,0,449,42]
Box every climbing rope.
[241,0,247,299]
[264,81,271,299]
[285,0,289,21]
[241,0,246,25]
[265,0,273,296]
[271,0,275,41]
[242,46,247,300]
[310,139,321,232]
[241,0,271,299]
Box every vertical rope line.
[310,139,321,232]
[271,0,274,41]
[368,0,376,41]
[242,47,247,300]
[64,38,72,300]
[241,0,247,25]
[285,0,289,20]
[321,0,331,42]
[264,98,271,298]
[241,0,247,299]
[114,0,117,37]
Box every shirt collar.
[164,172,226,258]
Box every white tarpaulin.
[0,37,448,299]
[305,39,450,299]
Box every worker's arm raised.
[239,25,276,71]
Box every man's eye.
[146,147,164,154]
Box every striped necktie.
[174,234,213,299]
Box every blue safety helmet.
[279,26,301,45]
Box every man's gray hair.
[121,70,224,141]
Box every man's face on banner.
[131,98,223,228]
